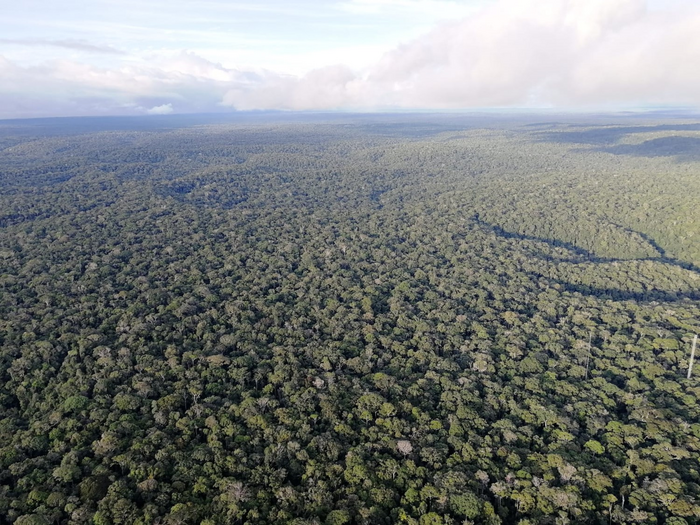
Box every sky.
[0,0,698,118]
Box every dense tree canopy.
[1,114,700,524]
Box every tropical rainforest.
[1,113,700,525]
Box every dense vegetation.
[1,114,700,524]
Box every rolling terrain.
[1,114,700,524]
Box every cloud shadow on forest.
[529,275,700,303]
[472,215,700,303]
[595,136,700,162]
[533,122,700,145]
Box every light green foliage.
[325,510,351,525]
[584,439,605,455]
[63,395,89,412]
[450,491,482,518]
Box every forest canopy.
[1,113,700,524]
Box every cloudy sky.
[0,0,697,118]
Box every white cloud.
[338,0,484,17]
[219,0,700,111]
[0,38,124,54]
[2,0,700,118]
[147,103,174,115]
[0,52,243,118]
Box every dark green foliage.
[1,115,700,524]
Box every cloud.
[147,103,174,115]
[222,65,363,111]
[223,0,700,110]
[0,52,248,118]
[0,52,264,118]
[0,38,124,55]
[2,0,700,118]
[338,0,483,17]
